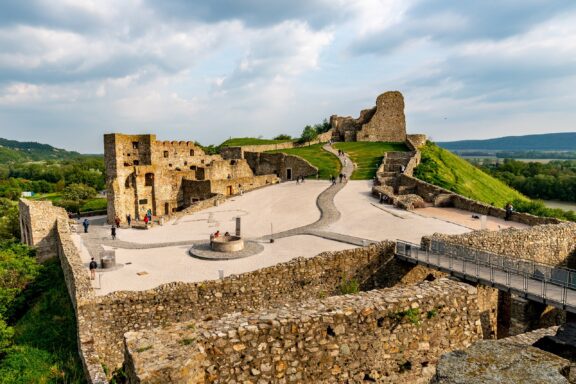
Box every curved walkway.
[257,144,375,246]
[80,143,374,261]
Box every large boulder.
[432,340,570,384]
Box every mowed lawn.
[30,193,107,212]
[267,144,341,179]
[334,142,409,180]
[220,137,294,147]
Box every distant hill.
[438,132,576,151]
[0,137,83,163]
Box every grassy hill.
[0,138,82,163]
[414,142,528,207]
[334,142,409,180]
[438,132,576,151]
[267,144,341,179]
[220,137,294,147]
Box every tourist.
[111,225,117,240]
[82,218,90,233]
[224,231,230,237]
[115,216,121,228]
[143,215,149,226]
[146,209,152,221]
[339,173,343,183]
[301,176,305,183]
[331,175,336,185]
[400,164,406,173]
[126,213,132,227]
[214,230,220,238]
[89,257,98,280]
[296,177,300,184]
[505,202,513,221]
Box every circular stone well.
[189,240,264,260]
[211,235,244,252]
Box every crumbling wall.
[357,91,407,142]
[124,279,482,383]
[244,152,318,180]
[18,199,69,260]
[330,91,406,142]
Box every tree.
[299,125,318,144]
[61,183,96,202]
[273,134,292,140]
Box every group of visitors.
[210,230,231,241]
[295,176,306,184]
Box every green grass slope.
[267,144,341,179]
[414,142,527,207]
[334,142,409,180]
[220,137,294,147]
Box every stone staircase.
[376,152,414,193]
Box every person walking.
[82,218,90,233]
[111,225,117,240]
[339,173,343,183]
[114,216,121,228]
[126,213,132,227]
[89,257,98,280]
[505,202,513,221]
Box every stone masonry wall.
[245,152,318,180]
[83,242,400,370]
[357,91,407,142]
[18,199,69,261]
[424,222,576,268]
[399,174,561,226]
[124,279,482,383]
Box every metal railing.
[395,240,575,311]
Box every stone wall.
[245,152,318,180]
[357,91,407,142]
[82,242,400,369]
[18,199,69,260]
[398,174,562,226]
[124,279,482,383]
[424,222,576,268]
[331,91,407,143]
[220,130,333,160]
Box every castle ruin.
[104,134,318,224]
[331,90,407,142]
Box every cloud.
[351,0,576,55]
[144,0,343,29]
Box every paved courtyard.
[74,147,527,295]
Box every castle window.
[125,176,132,188]
[132,142,139,149]
[190,149,195,156]
[124,162,131,167]
[230,160,237,165]
[164,151,169,158]
[184,161,187,166]
[169,163,172,167]
[190,165,197,170]
[133,160,139,166]
[175,167,181,171]
[139,199,148,204]
[145,173,154,186]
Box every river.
[543,200,576,212]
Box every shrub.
[339,276,360,295]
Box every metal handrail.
[395,239,575,309]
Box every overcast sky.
[0,0,575,153]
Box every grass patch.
[80,198,107,212]
[0,259,85,383]
[414,142,527,208]
[220,137,294,147]
[267,144,341,179]
[29,192,62,202]
[334,142,409,180]
[339,276,360,295]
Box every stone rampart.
[423,222,576,268]
[83,242,400,369]
[399,174,561,226]
[124,278,482,383]
[18,199,69,260]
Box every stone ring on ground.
[188,240,264,260]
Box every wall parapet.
[124,278,482,383]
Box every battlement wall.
[124,278,482,383]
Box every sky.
[0,0,575,153]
